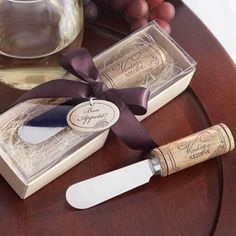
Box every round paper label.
[67,100,120,132]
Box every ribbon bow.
[13,48,157,150]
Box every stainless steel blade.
[18,126,64,144]
[66,159,155,209]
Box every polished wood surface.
[1,1,236,235]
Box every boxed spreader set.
[0,22,196,198]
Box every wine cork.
[151,124,235,177]
[99,43,167,89]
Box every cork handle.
[150,124,235,177]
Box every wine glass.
[0,0,84,89]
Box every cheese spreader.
[66,123,234,209]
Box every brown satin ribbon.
[12,48,157,150]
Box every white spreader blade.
[66,159,154,209]
[18,126,64,144]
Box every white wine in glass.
[0,0,84,89]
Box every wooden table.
[0,1,236,235]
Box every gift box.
[0,21,196,198]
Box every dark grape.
[130,18,148,32]
[146,0,163,11]
[86,0,175,34]
[154,18,171,34]
[124,11,132,23]
[84,1,98,22]
[111,0,132,12]
[125,0,149,19]
[150,2,175,22]
[94,0,109,5]
[82,0,91,5]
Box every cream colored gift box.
[0,21,196,198]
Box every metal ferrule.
[149,156,161,175]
